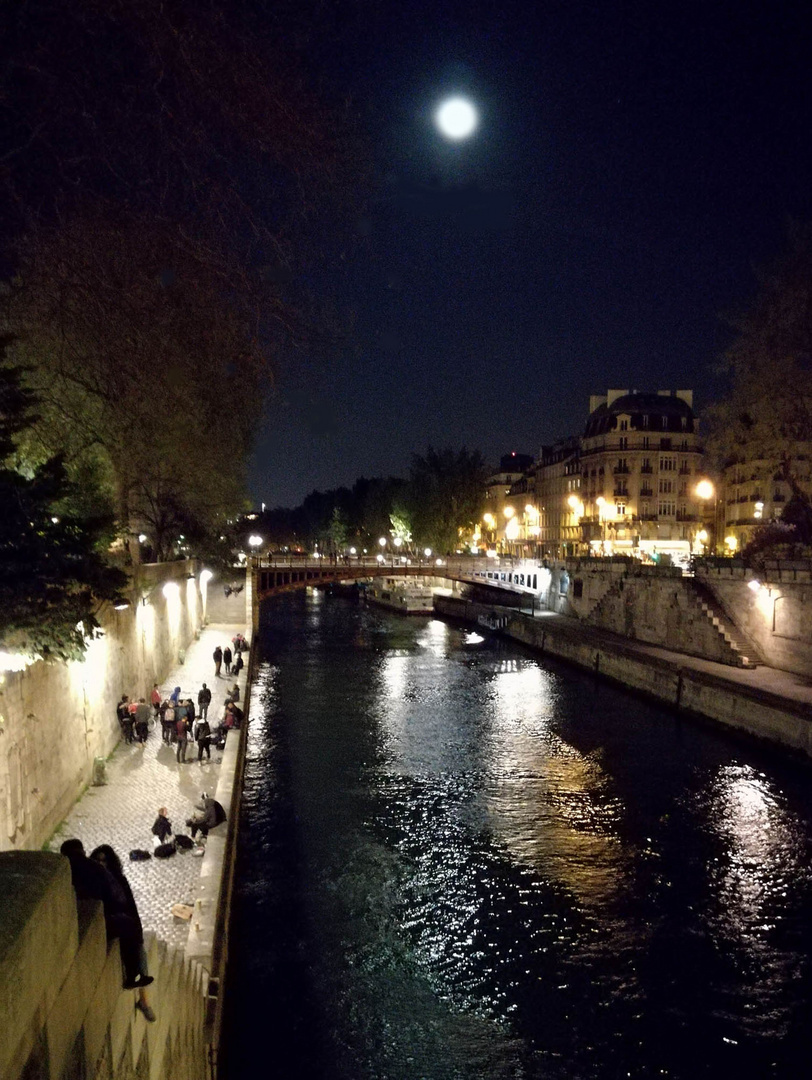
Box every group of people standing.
[213,633,248,678]
[117,676,245,763]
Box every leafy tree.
[325,507,350,554]
[389,508,412,546]
[407,447,486,554]
[0,352,127,660]
[1,0,360,557]
[706,221,812,496]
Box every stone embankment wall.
[1,852,208,1080]
[548,559,758,667]
[435,595,812,759]
[0,560,209,852]
[698,562,812,677]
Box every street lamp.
[695,480,718,554]
[248,534,263,566]
[595,497,607,556]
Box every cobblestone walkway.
[50,623,248,950]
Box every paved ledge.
[48,622,250,951]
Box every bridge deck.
[254,556,544,600]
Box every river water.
[224,592,812,1079]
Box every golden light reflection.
[704,764,807,950]
[483,664,625,910]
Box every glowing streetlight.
[503,505,515,519]
[378,537,387,548]
[424,547,432,558]
[595,497,608,556]
[695,480,714,501]
[393,537,403,548]
[248,535,263,548]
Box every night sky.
[249,0,812,507]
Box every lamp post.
[694,479,718,555]
[247,533,263,567]
[595,497,606,556]
[567,495,584,558]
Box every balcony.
[640,465,653,474]
[640,487,653,497]
[613,489,629,498]
[613,466,630,475]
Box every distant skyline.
[248,0,812,507]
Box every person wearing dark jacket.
[90,844,156,1022]
[197,682,212,720]
[175,713,190,763]
[223,645,233,675]
[196,718,212,761]
[213,646,223,677]
[118,695,134,744]
[60,839,150,993]
[152,807,172,844]
[186,792,226,839]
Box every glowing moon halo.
[435,97,478,140]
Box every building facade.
[482,452,534,551]
[578,389,706,562]
[721,447,812,553]
[534,437,581,558]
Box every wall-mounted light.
[747,579,762,593]
[162,581,180,599]
[200,569,213,584]
[113,598,131,610]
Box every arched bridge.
[254,554,549,601]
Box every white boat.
[366,577,435,615]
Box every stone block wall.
[0,561,206,852]
[584,574,738,664]
[0,851,208,1080]
[698,562,812,677]
[203,568,251,626]
[561,558,682,620]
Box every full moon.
[435,97,478,140]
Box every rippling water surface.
[224,593,812,1079]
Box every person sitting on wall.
[90,844,156,1022]
[186,792,226,841]
[60,838,152,992]
[226,702,244,729]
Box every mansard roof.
[584,392,695,438]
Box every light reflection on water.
[225,594,812,1080]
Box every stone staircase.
[582,572,763,669]
[687,576,763,668]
